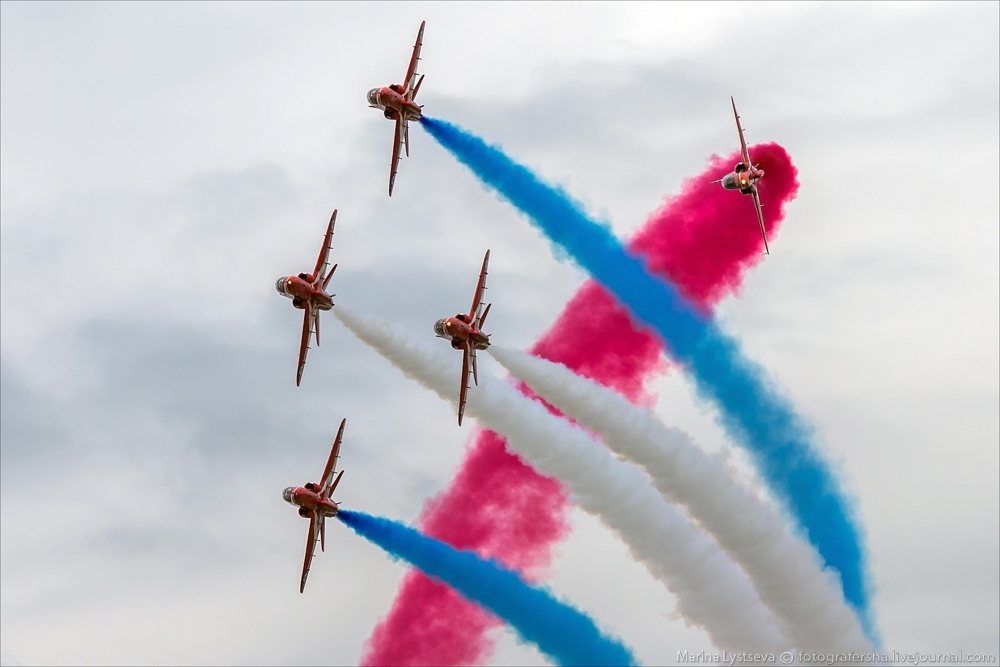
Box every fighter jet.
[274,210,337,386]
[713,97,770,254]
[282,418,347,593]
[433,250,491,426]
[367,21,426,196]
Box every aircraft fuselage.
[720,164,765,193]
[275,275,334,310]
[368,85,422,120]
[283,485,340,517]
[436,315,490,350]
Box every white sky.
[1,2,997,665]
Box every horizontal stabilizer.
[327,469,345,498]
[477,302,492,329]
[323,264,338,291]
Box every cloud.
[1,3,997,663]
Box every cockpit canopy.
[367,88,381,107]
[433,319,447,336]
[275,277,291,297]
[282,487,294,504]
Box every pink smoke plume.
[361,144,800,666]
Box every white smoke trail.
[334,306,790,652]
[489,345,873,653]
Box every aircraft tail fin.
[411,74,425,101]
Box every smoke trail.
[335,307,791,653]
[364,143,800,665]
[337,510,636,667]
[419,116,872,632]
[490,346,873,652]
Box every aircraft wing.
[295,304,316,387]
[458,343,472,426]
[750,186,770,255]
[403,21,426,95]
[468,250,490,320]
[312,210,337,285]
[389,116,403,196]
[731,97,751,168]
[300,512,321,593]
[320,419,346,496]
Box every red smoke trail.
[361,144,799,666]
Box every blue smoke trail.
[419,116,875,637]
[337,510,636,666]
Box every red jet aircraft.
[275,210,338,386]
[713,97,770,254]
[433,250,491,426]
[282,418,347,593]
[366,20,426,196]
